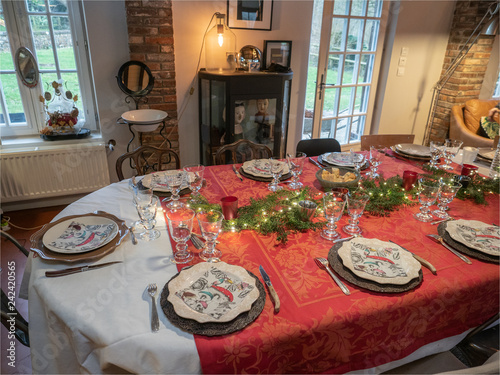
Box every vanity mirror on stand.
[116,61,170,152]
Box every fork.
[147,284,160,332]
[314,257,351,295]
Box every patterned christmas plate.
[445,220,500,256]
[241,159,290,178]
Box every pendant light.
[205,13,237,73]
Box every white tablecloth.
[26,180,200,374]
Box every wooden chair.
[214,139,272,165]
[296,138,341,157]
[115,145,180,181]
[360,134,415,151]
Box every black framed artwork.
[227,0,273,30]
[263,40,292,70]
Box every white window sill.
[0,133,106,153]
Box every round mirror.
[116,61,154,97]
[15,47,39,88]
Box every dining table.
[23,148,499,374]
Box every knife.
[426,234,472,265]
[259,265,280,313]
[389,240,437,275]
[232,164,243,181]
[308,157,322,168]
[45,261,123,277]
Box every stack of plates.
[140,171,191,196]
[393,143,431,161]
[328,238,423,293]
[30,212,129,262]
[240,159,291,181]
[318,152,368,170]
[438,220,499,264]
[477,148,495,164]
[160,262,266,336]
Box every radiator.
[1,144,110,203]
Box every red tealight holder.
[402,170,419,191]
[220,196,238,220]
[461,164,478,177]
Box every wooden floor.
[1,205,66,375]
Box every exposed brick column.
[428,0,496,143]
[124,0,179,154]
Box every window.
[303,0,387,146]
[0,0,96,138]
[494,72,500,99]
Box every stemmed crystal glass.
[183,164,205,197]
[196,210,224,262]
[428,141,445,169]
[166,207,195,264]
[440,139,463,170]
[414,178,441,222]
[135,195,161,241]
[287,152,306,189]
[432,181,462,219]
[321,191,347,241]
[343,191,370,235]
[350,149,364,175]
[268,157,283,192]
[164,170,187,209]
[366,146,382,178]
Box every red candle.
[220,196,238,220]
[402,170,418,191]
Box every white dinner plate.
[241,159,289,178]
[337,238,421,285]
[478,148,495,161]
[445,220,500,256]
[167,262,260,323]
[323,152,365,167]
[121,109,168,124]
[42,216,119,254]
[395,143,431,157]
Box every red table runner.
[163,154,499,374]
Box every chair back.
[296,138,341,157]
[360,134,415,151]
[115,145,180,181]
[215,139,272,165]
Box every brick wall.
[124,0,179,154]
[428,0,497,143]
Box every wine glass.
[343,191,370,235]
[166,207,195,264]
[350,149,364,175]
[432,181,462,219]
[366,146,382,178]
[321,191,347,241]
[414,178,440,222]
[135,195,161,241]
[164,170,187,209]
[287,152,306,189]
[183,164,205,197]
[133,187,153,207]
[428,141,445,169]
[440,139,463,170]
[196,210,224,262]
[268,157,283,192]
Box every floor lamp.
[423,2,499,145]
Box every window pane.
[330,18,347,52]
[323,88,339,118]
[49,0,68,13]
[61,72,82,112]
[358,54,374,83]
[27,0,46,13]
[0,16,15,71]
[326,54,342,85]
[320,118,335,138]
[335,117,350,144]
[367,0,383,17]
[30,15,57,71]
[354,86,370,113]
[343,54,358,85]
[351,0,367,17]
[347,19,363,52]
[1,74,27,124]
[350,116,365,141]
[53,16,76,70]
[40,72,58,92]
[333,0,349,16]
[339,87,354,115]
[363,20,379,51]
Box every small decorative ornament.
[39,79,80,135]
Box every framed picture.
[227,0,273,30]
[263,40,292,70]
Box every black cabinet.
[198,69,293,165]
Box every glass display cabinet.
[198,69,293,165]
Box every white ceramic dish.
[446,220,500,256]
[42,216,118,254]
[395,143,431,157]
[167,262,260,323]
[241,159,289,178]
[338,238,421,285]
[477,148,495,161]
[121,109,168,124]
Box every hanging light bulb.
[205,13,237,73]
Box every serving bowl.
[316,166,360,189]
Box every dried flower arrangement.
[39,80,79,135]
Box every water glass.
[133,187,153,207]
[136,195,160,241]
[414,178,440,222]
[432,181,462,219]
[197,210,224,262]
[268,157,283,192]
[321,191,347,241]
[366,146,382,178]
[164,170,187,209]
[183,164,205,197]
[287,152,306,189]
[166,207,195,264]
[428,141,445,169]
[440,139,463,170]
[343,191,370,235]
